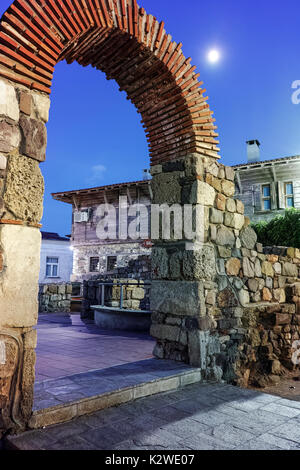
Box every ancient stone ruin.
[0,0,299,438]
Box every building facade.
[39,232,73,284]
[233,141,300,223]
[52,180,152,282]
[53,145,300,282]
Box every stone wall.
[39,284,72,313]
[81,254,151,318]
[150,156,300,387]
[72,242,151,282]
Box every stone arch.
[0,0,219,163]
[0,0,231,435]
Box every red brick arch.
[0,0,219,164]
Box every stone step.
[28,359,202,430]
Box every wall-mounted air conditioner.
[74,210,89,223]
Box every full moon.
[207,49,220,63]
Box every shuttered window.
[285,182,294,208]
[262,184,271,210]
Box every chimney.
[143,169,151,181]
[246,140,261,163]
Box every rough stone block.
[3,154,44,222]
[32,92,50,123]
[150,280,205,316]
[23,329,37,350]
[210,207,224,224]
[150,324,181,342]
[0,154,7,170]
[262,287,272,301]
[0,120,20,153]
[215,193,226,211]
[183,246,216,281]
[239,226,257,250]
[262,261,274,278]
[218,246,231,258]
[132,287,145,300]
[274,262,282,275]
[243,257,255,278]
[236,199,245,214]
[188,330,206,368]
[151,172,182,204]
[226,198,236,213]
[190,180,216,206]
[151,247,169,279]
[20,115,47,162]
[226,258,241,276]
[0,225,41,328]
[224,212,245,230]
[0,79,19,121]
[216,226,235,247]
[19,92,32,116]
[225,166,235,181]
[273,288,286,303]
[239,289,250,306]
[275,314,291,325]
[283,262,298,277]
[221,180,235,197]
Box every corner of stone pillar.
[0,76,47,437]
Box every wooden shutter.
[271,182,277,209]
[278,181,285,209]
[252,184,262,211]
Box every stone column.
[150,155,220,380]
[149,154,250,383]
[0,77,49,436]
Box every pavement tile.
[260,402,300,418]
[206,423,256,445]
[269,420,300,442]
[239,433,300,450]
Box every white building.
[39,232,73,284]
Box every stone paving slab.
[6,382,300,450]
[29,359,202,429]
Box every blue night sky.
[1,0,300,236]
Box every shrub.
[252,209,300,248]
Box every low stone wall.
[81,254,151,318]
[150,157,300,387]
[151,238,300,387]
[82,278,150,318]
[39,284,72,313]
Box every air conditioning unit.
[74,210,89,223]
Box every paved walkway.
[7,383,300,450]
[33,359,197,412]
[35,313,154,382]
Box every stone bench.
[91,305,152,332]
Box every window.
[262,184,271,210]
[89,257,99,272]
[285,182,294,208]
[46,257,59,277]
[107,256,117,272]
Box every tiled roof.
[232,155,300,169]
[52,179,150,199]
[41,231,70,242]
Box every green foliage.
[252,209,300,248]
